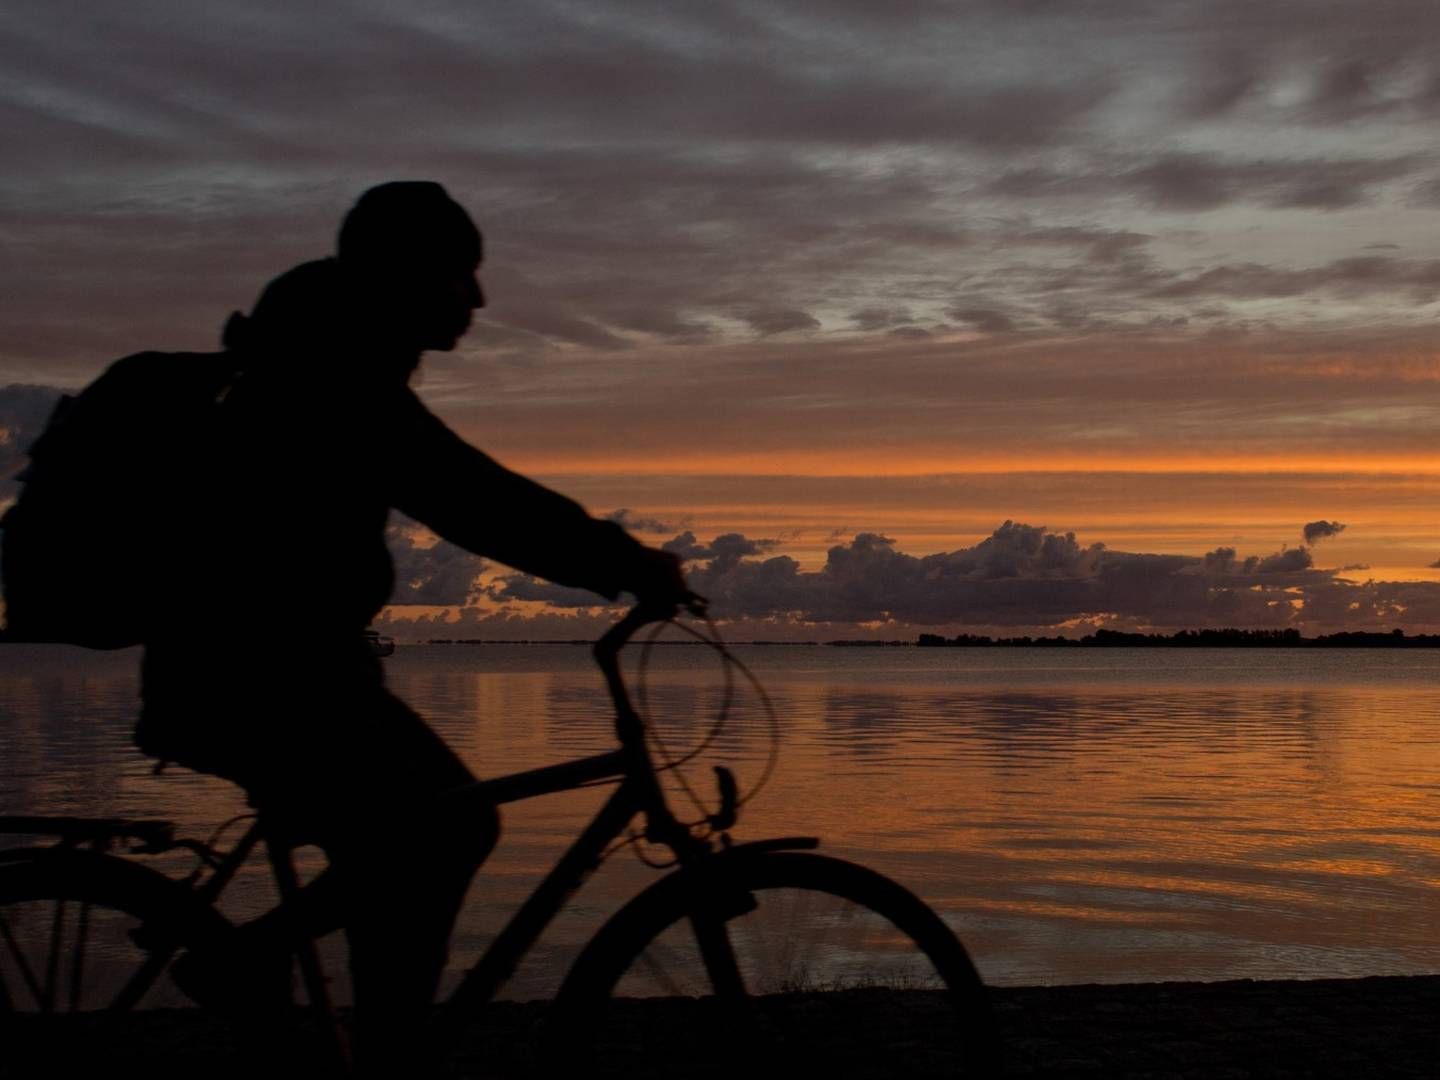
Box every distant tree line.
[915,628,1440,648]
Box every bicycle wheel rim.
[551,850,999,1079]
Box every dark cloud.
[375,518,1440,637]
[1254,547,1313,574]
[990,154,1418,212]
[849,307,915,331]
[738,308,822,336]
[375,603,619,642]
[1175,50,1261,119]
[1153,257,1440,304]
[385,519,486,606]
[1204,547,1238,573]
[484,574,613,609]
[605,508,686,535]
[662,531,779,566]
[1410,177,1440,209]
[994,224,1152,261]
[490,523,1345,632]
[660,531,710,562]
[1302,520,1347,544]
[1301,59,1420,124]
[0,385,64,503]
[950,308,1017,334]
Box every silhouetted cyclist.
[133,181,690,1074]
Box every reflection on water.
[2,643,1439,996]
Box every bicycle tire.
[547,849,1001,1079]
[0,848,233,1074]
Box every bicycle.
[0,604,1001,1077]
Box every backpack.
[0,351,240,648]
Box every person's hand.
[629,546,705,616]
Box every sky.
[3,0,1440,639]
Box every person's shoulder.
[97,349,229,380]
[87,350,235,400]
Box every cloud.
[1302,519,1346,544]
[1253,546,1313,574]
[5,9,1437,384]
[738,308,822,336]
[663,531,779,567]
[1129,154,1415,212]
[605,508,686,535]
[6,1,1437,384]
[374,603,619,642]
[1204,547,1238,572]
[385,518,486,606]
[447,521,1440,636]
[631,524,1259,628]
[0,384,64,496]
[987,153,1419,212]
[849,306,915,331]
[484,574,613,609]
[1153,257,1440,304]
[949,307,1016,334]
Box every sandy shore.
[3,975,1436,1078]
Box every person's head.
[336,181,485,352]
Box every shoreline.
[4,974,1436,1077]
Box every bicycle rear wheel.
[549,849,1000,1079]
[0,849,232,1074]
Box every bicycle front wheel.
[550,849,1000,1079]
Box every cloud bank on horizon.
[376,519,1440,641]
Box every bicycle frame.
[0,606,817,1037]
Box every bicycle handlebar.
[593,598,706,747]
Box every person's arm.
[388,392,686,605]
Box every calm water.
[3,643,1439,998]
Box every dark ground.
[3,975,1436,1078]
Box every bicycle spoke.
[1,898,183,1014]
[70,900,93,1012]
[0,851,233,1022]
[44,896,66,1012]
[0,909,46,1009]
